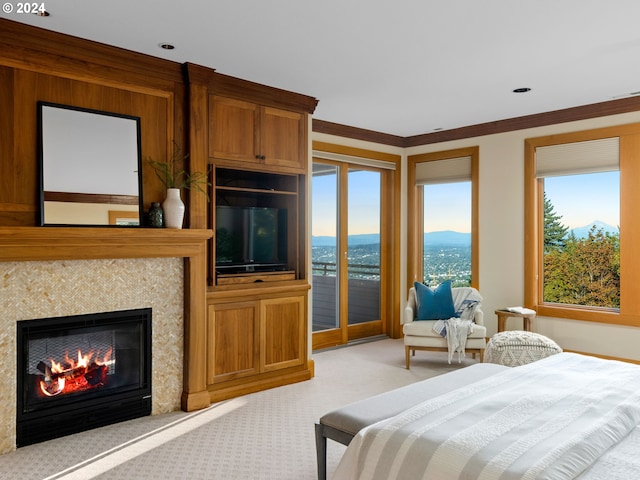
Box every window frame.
[524,123,640,327]
[407,147,479,290]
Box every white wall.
[313,111,640,361]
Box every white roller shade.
[312,150,396,170]
[535,137,619,178]
[415,156,471,185]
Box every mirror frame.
[37,101,144,227]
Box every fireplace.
[16,308,152,447]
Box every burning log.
[36,349,113,397]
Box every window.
[543,172,620,308]
[422,182,472,286]
[525,124,640,326]
[408,147,479,289]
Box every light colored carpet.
[0,337,478,479]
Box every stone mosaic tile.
[0,258,184,454]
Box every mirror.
[38,102,143,226]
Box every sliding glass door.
[312,161,385,350]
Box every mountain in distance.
[424,230,470,246]
[313,222,617,247]
[569,220,618,239]
[313,233,380,246]
[312,231,471,247]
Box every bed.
[331,352,640,480]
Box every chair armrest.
[403,305,415,325]
[402,287,417,325]
[474,308,484,326]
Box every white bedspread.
[333,353,640,480]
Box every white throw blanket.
[333,353,640,480]
[433,317,474,363]
[433,288,483,363]
[452,287,483,320]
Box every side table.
[495,309,536,332]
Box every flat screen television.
[215,205,288,272]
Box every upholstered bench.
[314,362,508,480]
[484,330,562,367]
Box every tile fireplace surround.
[0,227,211,454]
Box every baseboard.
[208,368,313,403]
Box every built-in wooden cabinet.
[185,66,317,403]
[206,287,309,401]
[259,106,306,171]
[209,95,307,172]
[207,293,305,383]
[261,295,306,372]
[207,300,260,383]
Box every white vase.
[162,188,185,229]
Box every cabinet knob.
[255,154,266,160]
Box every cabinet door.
[209,96,260,163]
[260,296,306,372]
[207,302,260,384]
[260,107,306,170]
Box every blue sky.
[313,170,619,236]
[544,171,619,229]
[423,182,471,233]
[312,173,337,236]
[312,169,381,236]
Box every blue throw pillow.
[414,280,457,320]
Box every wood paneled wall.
[0,19,186,226]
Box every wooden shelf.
[216,270,296,285]
[0,227,212,262]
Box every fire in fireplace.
[17,308,152,447]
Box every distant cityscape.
[311,221,615,284]
[312,231,471,283]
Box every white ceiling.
[5,0,640,137]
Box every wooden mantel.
[0,226,214,412]
[0,227,211,261]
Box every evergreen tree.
[543,192,568,253]
[542,194,619,308]
[543,226,620,308]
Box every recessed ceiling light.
[513,87,531,93]
[159,43,175,50]
[611,91,640,99]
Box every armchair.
[403,286,487,368]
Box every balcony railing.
[312,261,380,280]
[311,261,380,331]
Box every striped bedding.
[333,353,640,480]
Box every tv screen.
[216,206,288,270]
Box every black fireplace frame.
[16,308,152,447]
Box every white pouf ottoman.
[484,331,562,367]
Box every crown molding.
[312,119,405,147]
[314,96,640,148]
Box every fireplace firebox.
[17,308,152,447]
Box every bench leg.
[315,422,327,480]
